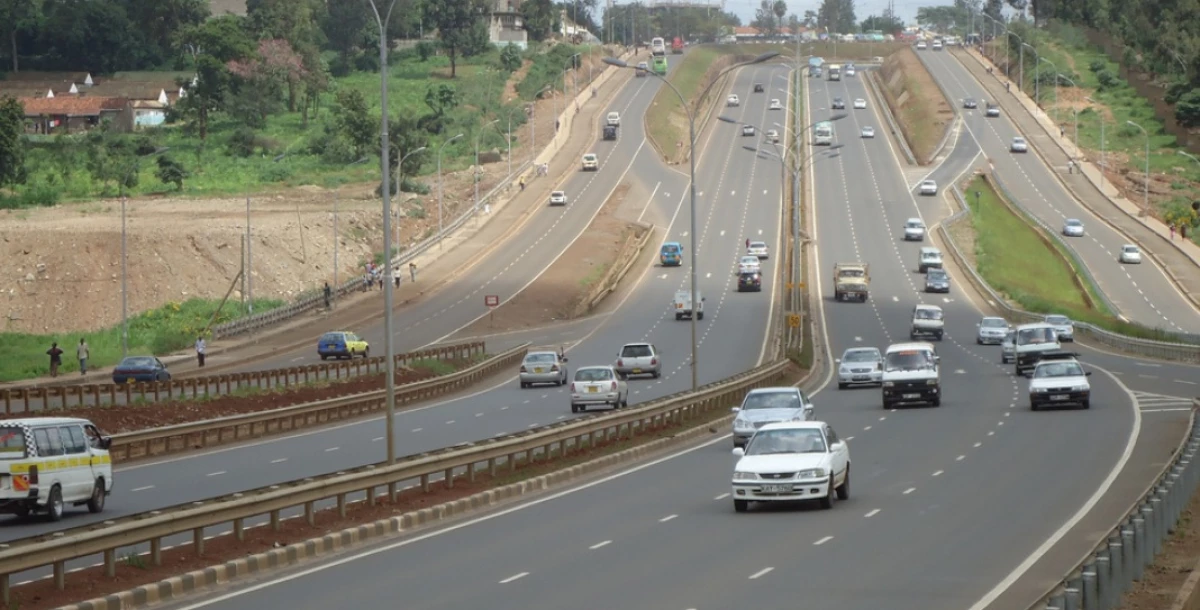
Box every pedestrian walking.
[393,265,402,288]
[77,338,89,375]
[1170,223,1177,240]
[519,177,526,191]
[195,336,207,368]
[1060,125,1065,138]
[555,119,560,133]
[323,282,332,309]
[46,342,63,377]
[409,261,417,282]
[1005,82,1010,92]
[745,238,750,249]
[1067,160,1074,174]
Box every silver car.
[904,217,926,241]
[1000,331,1016,363]
[861,126,875,138]
[1044,314,1075,342]
[924,268,951,293]
[976,316,1011,345]
[570,366,628,412]
[1011,136,1028,152]
[614,342,661,379]
[730,387,815,447]
[519,351,568,388]
[837,347,883,389]
[919,179,938,196]
[1062,219,1084,237]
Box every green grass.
[966,175,1189,340]
[644,46,725,159]
[578,263,610,290]
[0,297,283,382]
[409,358,458,376]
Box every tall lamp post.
[1126,120,1151,215]
[119,146,171,359]
[393,146,427,252]
[331,156,371,310]
[1007,31,1026,93]
[604,51,779,391]
[1085,96,1108,178]
[438,133,464,250]
[1057,74,1080,150]
[475,118,500,214]
[364,0,402,469]
[1037,57,1058,119]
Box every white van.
[881,342,941,408]
[0,417,113,521]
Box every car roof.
[920,246,941,253]
[842,346,880,355]
[758,420,824,432]
[981,316,1007,322]
[1016,322,1056,329]
[0,417,95,427]
[746,387,800,395]
[1123,244,1139,249]
[886,341,936,353]
[922,179,936,184]
[525,350,559,357]
[551,190,565,195]
[906,217,923,223]
[1066,218,1081,223]
[583,153,596,157]
[913,303,942,310]
[621,342,651,348]
[576,365,616,371]
[663,241,681,246]
[749,240,767,245]
[1033,351,1081,363]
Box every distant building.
[4,69,194,133]
[732,26,801,42]
[488,0,529,49]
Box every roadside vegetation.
[963,175,1187,341]
[643,45,727,163]
[0,297,283,382]
[875,47,953,164]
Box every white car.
[742,124,756,137]
[738,255,761,274]
[569,365,628,412]
[747,240,769,258]
[731,421,850,512]
[1029,353,1091,410]
[837,347,883,389]
[1119,244,1142,264]
[549,190,567,205]
[853,98,867,109]
[519,350,569,387]
[581,153,598,171]
[903,217,926,241]
[919,179,938,196]
[861,126,875,138]
[976,316,1011,345]
[769,98,783,110]
[846,66,856,77]
[1044,314,1075,342]
[1011,136,1028,152]
[765,129,780,143]
[917,41,928,50]
[1062,218,1084,237]
[730,387,816,447]
[606,111,620,126]
[727,94,740,107]
[932,40,943,50]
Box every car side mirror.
[804,406,814,414]
[732,447,745,457]
[834,358,841,364]
[561,357,568,362]
[1085,371,1092,376]
[731,407,741,413]
[99,436,112,450]
[934,356,941,362]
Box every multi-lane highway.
[133,67,1184,610]
[917,49,1200,334]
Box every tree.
[155,155,188,191]
[40,0,151,74]
[226,39,306,126]
[333,89,376,159]
[384,114,429,194]
[1177,90,1200,128]
[422,0,489,77]
[861,13,903,33]
[83,131,138,195]
[753,0,779,36]
[298,45,330,127]
[119,0,209,66]
[424,84,459,117]
[322,0,370,58]
[521,0,557,42]
[803,9,818,27]
[772,1,788,25]
[0,96,26,188]
[818,0,857,33]
[0,0,44,72]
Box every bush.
[259,164,293,182]
[414,41,436,62]
[1088,59,1106,73]
[1175,90,1200,128]
[227,127,257,157]
[499,43,522,72]
[329,54,353,77]
[1095,69,1119,90]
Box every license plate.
[762,484,791,493]
[852,376,869,381]
[1051,394,1069,401]
[588,387,598,393]
[632,369,642,373]
[903,393,921,399]
[534,368,544,373]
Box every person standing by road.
[46,342,64,377]
[409,261,417,283]
[195,336,207,368]
[77,338,90,375]
[393,265,402,288]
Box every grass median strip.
[20,368,805,610]
[644,46,725,161]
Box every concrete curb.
[575,220,655,316]
[57,409,744,610]
[864,69,919,166]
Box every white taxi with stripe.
[0,417,113,521]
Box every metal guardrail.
[1026,400,1200,610]
[863,69,918,165]
[0,358,789,600]
[107,342,529,463]
[0,342,485,413]
[939,185,1200,363]
[211,161,532,340]
[909,48,960,163]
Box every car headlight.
[733,471,758,481]
[733,419,752,431]
[926,379,938,385]
[1073,385,1089,392]
[797,468,827,479]
[839,366,850,374]
[882,381,894,388]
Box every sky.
[717,0,932,28]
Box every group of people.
[361,261,417,292]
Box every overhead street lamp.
[1179,150,1200,169]
[1057,74,1080,151]
[475,118,500,215]
[1037,57,1059,118]
[604,51,780,392]
[1007,31,1026,94]
[331,156,371,310]
[503,105,525,177]
[438,134,464,250]
[1126,120,1151,216]
[119,146,171,359]
[1085,96,1108,176]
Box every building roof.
[85,82,170,101]
[0,82,64,97]
[733,26,799,36]
[20,96,110,117]
[108,71,195,82]
[2,71,91,83]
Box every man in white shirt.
[195,336,207,367]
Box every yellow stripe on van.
[7,454,109,473]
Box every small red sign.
[485,295,500,307]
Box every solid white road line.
[589,540,612,550]
[813,536,834,545]
[499,572,529,584]
[865,509,880,518]
[748,567,774,580]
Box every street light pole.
[438,133,464,250]
[1038,57,1059,121]
[604,51,779,392]
[1058,74,1079,150]
[1008,31,1025,93]
[475,118,500,215]
[119,146,170,358]
[365,0,401,469]
[1127,120,1151,214]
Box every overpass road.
[144,68,1186,610]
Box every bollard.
[1132,517,1147,581]
[1064,582,1082,610]
[1151,495,1166,554]
[1048,590,1066,610]
[1095,552,1112,610]
[1081,563,1099,610]
[1120,527,1135,589]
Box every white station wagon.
[731,421,850,512]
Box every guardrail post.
[1132,516,1147,580]
[338,493,348,517]
[421,474,430,493]
[467,462,476,482]
[367,485,377,506]
[1109,535,1126,593]
[53,560,65,590]
[270,509,281,531]
[194,527,205,555]
[1064,577,1082,610]
[445,468,454,489]
[1147,498,1164,556]
[233,517,245,541]
[1047,588,1065,610]
[389,482,398,501]
[1081,563,1098,610]
[1095,551,1112,610]
[104,548,116,577]
[1,573,8,605]
[305,500,315,525]
[1120,525,1137,586]
[488,457,497,477]
[150,537,163,566]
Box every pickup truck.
[833,262,870,302]
[672,289,704,320]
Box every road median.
[872,47,953,165]
[645,47,752,165]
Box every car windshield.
[907,220,923,228]
[741,257,758,264]
[843,349,879,363]
[742,391,802,411]
[1124,246,1139,253]
[885,350,935,372]
[584,155,596,161]
[1066,220,1081,226]
[749,241,766,248]
[621,344,653,357]
[1046,315,1070,325]
[1017,327,1056,344]
[1014,138,1025,143]
[927,270,947,280]
[525,353,557,364]
[839,269,865,278]
[575,368,613,381]
[320,333,343,343]
[923,181,935,187]
[745,429,827,455]
[922,252,940,260]
[662,244,680,253]
[1035,362,1084,378]
[981,318,1007,328]
[119,357,157,368]
[0,427,28,459]
[915,308,943,320]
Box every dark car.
[603,125,617,140]
[112,356,171,384]
[737,271,762,292]
[832,97,846,109]
[963,98,978,109]
[753,83,764,93]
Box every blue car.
[660,242,683,266]
[317,331,371,360]
[112,356,171,384]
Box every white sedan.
[853,98,867,109]
[769,98,784,110]
[549,190,567,205]
[1119,244,1142,264]
[1062,218,1084,237]
[747,241,769,258]
[837,347,883,388]
[765,129,780,143]
[742,124,756,137]
[861,126,875,138]
[919,179,938,196]
[727,94,740,107]
[738,255,761,274]
[731,421,850,512]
